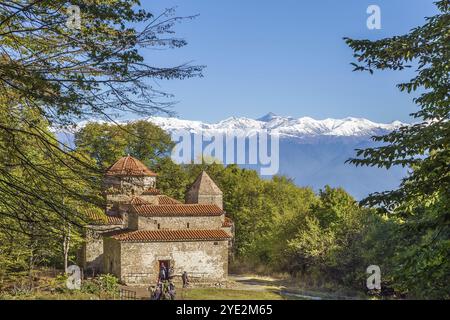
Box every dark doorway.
[158,260,170,280]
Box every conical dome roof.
[188,171,222,195]
[106,155,157,177]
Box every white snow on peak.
[144,113,405,138]
[66,113,406,138]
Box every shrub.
[81,280,100,295]
[98,274,119,298]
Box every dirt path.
[228,275,281,292]
[228,274,321,299]
[228,274,361,300]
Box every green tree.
[0,1,202,253]
[0,2,202,126]
[0,106,102,286]
[345,0,449,298]
[74,120,189,198]
[151,157,189,201]
[75,121,174,168]
[287,186,368,287]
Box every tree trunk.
[28,242,35,290]
[63,223,71,273]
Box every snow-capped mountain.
[58,113,407,199]
[145,113,404,138]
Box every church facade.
[79,155,233,286]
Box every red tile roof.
[157,195,182,205]
[106,215,123,225]
[109,229,231,242]
[130,195,181,206]
[130,197,151,205]
[106,156,157,177]
[131,204,224,217]
[141,188,160,195]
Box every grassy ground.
[0,291,101,300]
[0,273,364,300]
[0,274,119,300]
[0,288,284,300]
[178,288,285,300]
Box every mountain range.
[147,112,404,138]
[58,113,408,200]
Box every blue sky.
[136,0,438,123]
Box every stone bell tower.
[185,171,223,209]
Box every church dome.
[106,155,157,177]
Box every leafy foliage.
[0,1,203,126]
[0,1,448,300]
[0,107,101,285]
[74,119,450,297]
[345,0,449,298]
[75,120,174,168]
[0,2,201,284]
[81,274,119,298]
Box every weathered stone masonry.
[104,239,228,285]
[80,155,234,286]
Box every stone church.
[79,155,233,286]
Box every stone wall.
[80,225,122,273]
[128,212,139,230]
[82,236,103,272]
[112,240,229,286]
[103,237,121,278]
[136,215,224,231]
[138,195,159,204]
[104,175,156,207]
[185,193,223,210]
[197,194,223,210]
